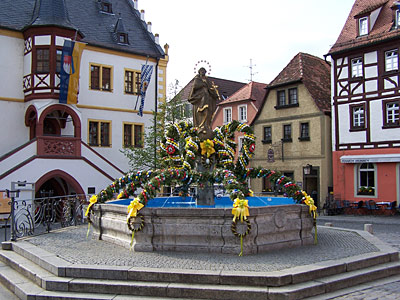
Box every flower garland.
[89,120,317,255]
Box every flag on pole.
[59,40,84,104]
[137,64,153,116]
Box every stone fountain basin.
[90,202,313,255]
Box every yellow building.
[250,52,332,208]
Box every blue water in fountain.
[108,196,295,208]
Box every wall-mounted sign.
[267,148,274,163]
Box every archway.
[36,104,81,138]
[35,169,85,197]
[25,105,37,140]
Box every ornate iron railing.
[4,194,87,241]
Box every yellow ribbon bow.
[303,193,317,219]
[232,199,249,222]
[127,198,144,222]
[200,139,216,158]
[85,195,97,216]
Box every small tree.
[122,79,184,172]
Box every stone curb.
[1,226,398,288]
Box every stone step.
[1,242,400,299]
[0,262,202,300]
[3,240,399,288]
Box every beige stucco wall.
[250,83,332,208]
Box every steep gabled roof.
[0,0,164,59]
[217,81,267,110]
[177,76,246,104]
[268,52,331,113]
[328,0,398,55]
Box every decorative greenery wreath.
[88,120,318,254]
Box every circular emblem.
[166,145,176,155]
[249,143,255,153]
[274,208,287,228]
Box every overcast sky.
[140,0,355,96]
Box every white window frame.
[386,102,399,124]
[351,58,363,78]
[385,50,398,72]
[353,106,365,127]
[356,163,376,197]
[396,10,400,28]
[359,17,368,36]
[238,104,247,122]
[223,107,232,124]
[238,136,244,153]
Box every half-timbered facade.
[0,0,168,198]
[328,0,400,206]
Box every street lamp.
[6,189,20,241]
[303,164,313,175]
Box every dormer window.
[359,17,368,36]
[119,33,128,44]
[101,1,112,13]
[114,16,129,45]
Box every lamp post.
[6,189,20,241]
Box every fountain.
[87,69,316,255]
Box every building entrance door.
[303,166,320,209]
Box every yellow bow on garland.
[232,198,249,222]
[85,195,97,238]
[302,191,318,245]
[127,198,144,250]
[127,198,144,222]
[200,139,216,158]
[302,192,317,219]
[85,195,97,217]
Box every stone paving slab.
[24,225,380,273]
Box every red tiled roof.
[268,52,331,112]
[328,0,399,55]
[217,81,267,109]
[177,76,246,104]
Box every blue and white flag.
[138,64,153,117]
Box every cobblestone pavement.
[2,214,400,299]
[314,215,400,299]
[27,225,378,273]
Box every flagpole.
[135,55,149,110]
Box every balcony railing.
[37,136,81,157]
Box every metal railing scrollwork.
[4,194,88,241]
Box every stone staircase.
[0,240,399,300]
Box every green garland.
[89,120,317,254]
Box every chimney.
[155,33,159,44]
[147,22,152,32]
[140,9,145,21]
[133,0,138,10]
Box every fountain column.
[188,67,220,206]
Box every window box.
[298,137,310,141]
[357,186,375,196]
[262,139,272,144]
[281,138,292,143]
[274,103,299,109]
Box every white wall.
[0,158,120,193]
[0,35,24,99]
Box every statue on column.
[188,67,220,140]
